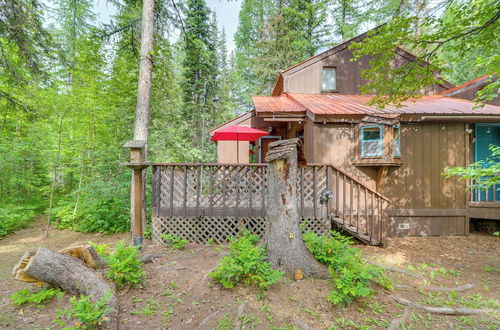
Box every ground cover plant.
[90,241,145,288]
[9,287,65,306]
[161,234,188,250]
[55,291,114,329]
[303,230,392,305]
[210,231,284,289]
[0,204,40,239]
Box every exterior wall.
[283,47,449,95]
[216,117,252,163]
[310,121,470,236]
[217,140,249,163]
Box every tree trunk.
[45,109,69,238]
[22,247,118,329]
[130,0,155,239]
[265,138,328,280]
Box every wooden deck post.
[123,140,149,247]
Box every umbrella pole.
[237,133,239,163]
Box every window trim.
[360,125,383,157]
[393,124,401,157]
[321,66,337,92]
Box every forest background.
[0,0,497,237]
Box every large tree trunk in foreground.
[265,138,328,280]
[22,248,118,329]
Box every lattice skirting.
[152,216,331,244]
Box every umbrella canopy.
[211,125,269,142]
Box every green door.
[474,124,500,201]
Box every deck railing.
[152,163,390,245]
[470,179,500,203]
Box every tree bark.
[130,0,155,239]
[265,138,328,279]
[22,248,118,329]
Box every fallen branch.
[387,306,410,330]
[395,283,475,292]
[368,261,425,280]
[139,253,162,264]
[391,296,497,315]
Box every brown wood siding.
[282,47,450,95]
[309,121,469,236]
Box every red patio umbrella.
[211,125,269,162]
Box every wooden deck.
[469,183,500,220]
[151,163,391,245]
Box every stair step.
[331,217,380,246]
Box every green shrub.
[53,180,130,234]
[90,241,145,288]
[210,231,284,289]
[161,234,188,250]
[55,291,114,329]
[303,231,392,306]
[0,204,38,239]
[10,287,64,305]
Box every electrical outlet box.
[398,222,410,230]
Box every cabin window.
[361,125,383,157]
[393,124,400,157]
[322,67,336,91]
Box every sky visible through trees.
[0,0,497,237]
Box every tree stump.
[265,138,328,279]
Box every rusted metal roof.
[253,94,306,113]
[253,93,500,116]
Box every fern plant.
[90,241,145,288]
[303,231,392,306]
[210,231,283,289]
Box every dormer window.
[322,67,336,91]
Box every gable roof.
[253,93,500,118]
[271,27,454,96]
[440,74,496,97]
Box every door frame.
[258,135,282,163]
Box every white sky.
[93,0,241,51]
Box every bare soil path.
[0,220,499,329]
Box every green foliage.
[350,0,499,107]
[210,231,284,289]
[0,204,39,239]
[10,287,64,306]
[90,241,145,288]
[303,231,391,306]
[445,144,500,190]
[52,180,130,234]
[161,234,188,250]
[55,291,114,330]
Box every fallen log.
[22,247,118,329]
[391,296,497,315]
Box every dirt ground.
[0,218,499,329]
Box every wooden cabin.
[150,30,499,247]
[207,31,500,239]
